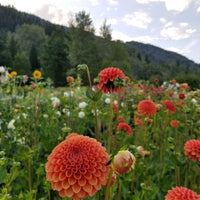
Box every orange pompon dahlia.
[162,100,176,114]
[45,133,109,200]
[117,122,132,136]
[97,67,126,94]
[184,139,200,162]
[170,120,180,128]
[165,186,200,200]
[138,100,156,117]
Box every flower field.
[0,65,200,200]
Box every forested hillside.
[0,4,200,88]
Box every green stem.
[184,158,190,187]
[105,168,113,200]
[131,170,135,193]
[28,159,32,197]
[107,92,113,154]
[117,179,122,200]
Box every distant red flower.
[97,67,126,93]
[45,133,109,199]
[165,186,200,200]
[138,100,156,117]
[134,114,143,127]
[66,76,74,83]
[154,78,159,83]
[171,79,176,84]
[184,139,200,162]
[168,92,173,97]
[117,122,132,136]
[30,84,36,89]
[170,120,179,128]
[118,116,125,123]
[163,100,176,114]
[112,102,118,114]
[179,93,185,99]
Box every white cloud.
[180,22,188,27]
[165,0,193,12]
[160,18,166,23]
[108,0,119,5]
[107,18,117,25]
[165,21,173,27]
[112,31,135,42]
[122,11,152,29]
[136,0,194,12]
[133,35,158,43]
[197,6,200,12]
[89,0,99,6]
[165,46,190,56]
[160,23,196,40]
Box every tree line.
[1,5,200,88]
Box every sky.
[0,0,200,64]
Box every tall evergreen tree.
[29,44,40,71]
[42,28,70,86]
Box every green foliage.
[13,52,31,75]
[42,28,70,86]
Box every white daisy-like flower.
[7,119,15,130]
[105,98,110,104]
[79,102,87,109]
[78,111,85,118]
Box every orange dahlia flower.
[184,139,200,162]
[138,100,156,117]
[170,120,179,128]
[97,67,126,94]
[45,133,109,200]
[162,100,176,114]
[117,122,132,136]
[165,186,200,200]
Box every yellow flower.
[33,70,42,79]
[8,71,17,79]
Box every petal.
[62,179,70,190]
[68,176,76,185]
[78,177,87,186]
[83,182,93,193]
[72,183,81,193]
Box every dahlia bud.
[111,150,135,175]
[137,146,150,159]
[156,104,162,111]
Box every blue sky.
[0,0,200,63]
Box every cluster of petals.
[179,93,186,99]
[162,100,176,114]
[117,122,132,136]
[97,67,126,94]
[112,102,118,114]
[165,186,200,200]
[45,133,109,200]
[138,100,156,117]
[111,150,135,175]
[184,139,200,161]
[118,116,125,123]
[170,120,180,128]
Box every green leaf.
[0,166,7,184]
[91,90,102,102]
[86,87,93,100]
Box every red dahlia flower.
[112,102,118,114]
[138,100,156,117]
[117,122,132,136]
[184,139,200,162]
[45,133,109,200]
[165,186,200,200]
[97,67,126,94]
[179,93,185,99]
[170,120,179,128]
[162,100,176,114]
[118,116,125,123]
